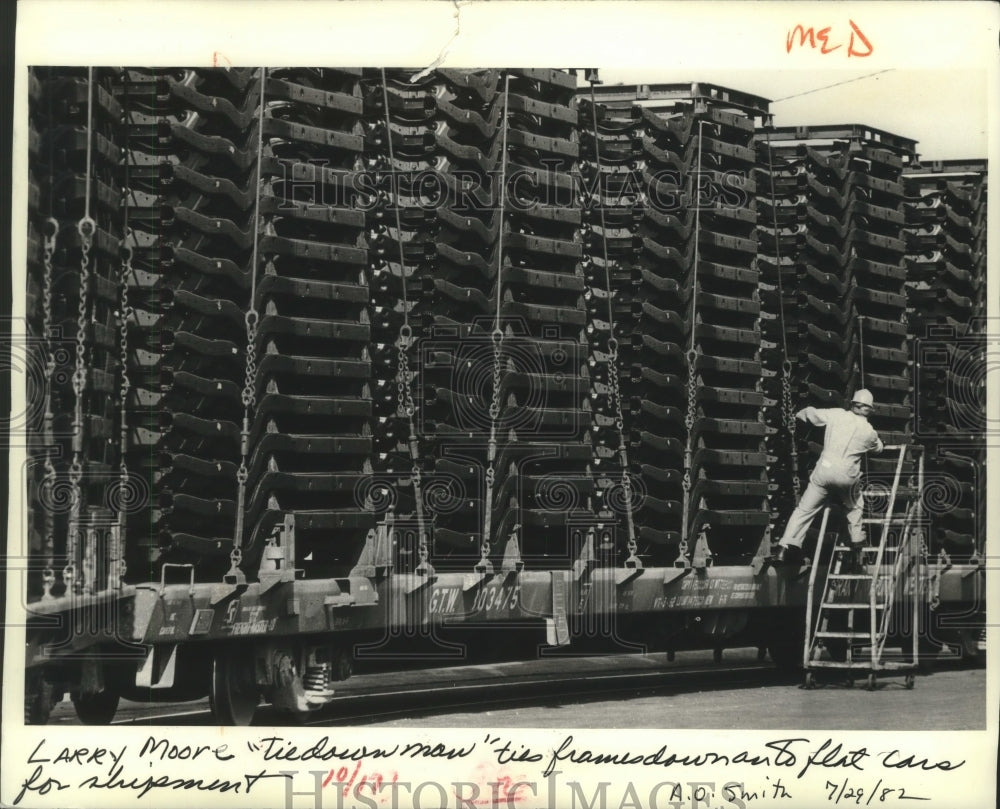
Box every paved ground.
[369,662,986,731]
[47,648,986,730]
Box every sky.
[601,68,988,163]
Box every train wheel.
[210,646,260,726]
[72,689,120,725]
[958,628,986,667]
[765,608,806,673]
[24,676,55,725]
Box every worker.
[769,389,884,566]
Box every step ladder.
[803,444,924,690]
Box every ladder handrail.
[911,450,924,666]
[868,444,908,660]
[868,443,923,668]
[873,499,916,663]
[803,507,832,668]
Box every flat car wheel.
[72,689,120,725]
[210,647,259,726]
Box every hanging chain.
[230,67,267,576]
[66,67,97,594]
[857,314,866,387]
[679,120,704,560]
[40,217,59,598]
[381,69,428,567]
[115,237,134,586]
[481,71,511,564]
[588,75,636,559]
[764,126,800,497]
[113,74,133,588]
[858,314,869,483]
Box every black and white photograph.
[3,3,997,808]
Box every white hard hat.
[851,389,874,407]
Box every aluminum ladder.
[803,444,924,690]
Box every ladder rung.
[862,487,920,497]
[834,545,879,553]
[821,602,886,609]
[861,518,910,524]
[816,631,871,639]
[827,573,872,580]
[808,661,918,671]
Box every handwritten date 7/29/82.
[787,20,874,57]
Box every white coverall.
[780,407,884,548]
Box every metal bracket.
[572,528,598,581]
[662,567,689,586]
[136,644,178,690]
[751,523,772,577]
[210,581,247,606]
[617,541,645,586]
[691,524,714,570]
[404,572,437,595]
[353,516,396,579]
[614,566,643,587]
[461,571,491,593]
[159,563,195,598]
[500,528,524,575]
[962,550,983,578]
[258,514,298,594]
[547,571,571,646]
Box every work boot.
[767,543,803,567]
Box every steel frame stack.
[22,68,988,586]
[252,68,373,574]
[369,68,508,567]
[371,69,591,571]
[21,69,990,727]
[118,69,256,575]
[29,68,125,592]
[754,132,804,537]
[758,126,918,539]
[488,70,591,568]
[586,83,771,566]
[904,161,988,560]
[577,91,648,565]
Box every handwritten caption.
[787,21,873,57]
[12,733,962,807]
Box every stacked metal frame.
[489,69,591,568]
[754,133,806,541]
[585,83,771,565]
[904,161,988,560]
[24,69,988,589]
[370,69,592,571]
[577,91,648,565]
[760,126,918,543]
[116,69,256,577]
[28,68,125,593]
[117,68,374,579]
[250,68,373,575]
